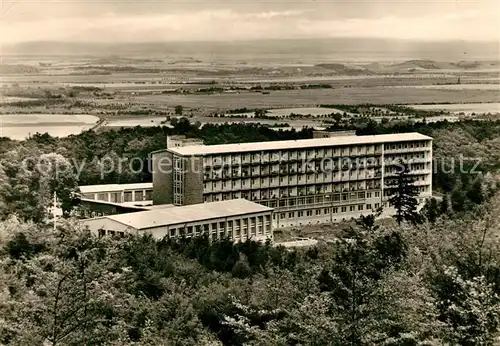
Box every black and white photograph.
[0,0,499,344]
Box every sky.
[1,0,499,43]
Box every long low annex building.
[79,183,153,205]
[80,199,274,242]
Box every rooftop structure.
[166,135,204,149]
[312,130,357,138]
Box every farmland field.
[1,113,99,140]
[2,51,500,139]
[408,102,500,115]
[132,87,500,110]
[0,96,39,104]
[395,84,500,90]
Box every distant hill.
[362,59,500,73]
[3,38,498,62]
[315,63,368,75]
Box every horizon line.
[5,37,500,45]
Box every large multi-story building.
[151,132,432,228]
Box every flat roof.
[166,132,432,156]
[79,182,152,194]
[106,199,273,230]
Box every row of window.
[384,141,430,151]
[203,145,385,165]
[202,141,430,167]
[204,158,383,174]
[385,153,428,162]
[204,190,383,204]
[385,162,430,174]
[276,203,382,219]
[204,182,373,195]
[384,186,430,196]
[98,229,125,237]
[169,216,272,238]
[173,157,184,205]
[205,169,382,183]
[85,190,153,203]
[385,175,428,186]
[204,177,384,194]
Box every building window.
[134,191,144,201]
[98,229,106,237]
[307,210,313,216]
[350,206,355,212]
[124,192,132,202]
[367,204,372,210]
[358,205,364,211]
[341,207,347,213]
[324,208,329,214]
[288,212,294,218]
[315,209,321,215]
[110,193,120,203]
[298,211,304,217]
[97,193,108,201]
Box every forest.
[0,191,499,345]
[1,117,500,221]
[0,118,499,344]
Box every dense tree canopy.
[1,117,500,344]
[1,193,499,345]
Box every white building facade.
[151,133,432,228]
[79,183,153,205]
[80,199,273,242]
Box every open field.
[394,84,500,90]
[2,73,498,88]
[408,102,500,115]
[1,113,100,140]
[131,87,500,110]
[0,96,39,104]
[2,50,499,139]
